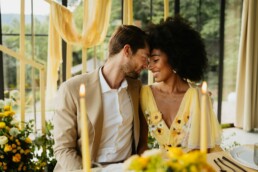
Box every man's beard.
[122,63,139,79]
[125,71,139,79]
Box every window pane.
[24,65,41,129]
[35,36,48,64]
[3,53,20,113]
[2,35,20,52]
[180,0,220,117]
[221,0,242,124]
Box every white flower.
[0,100,4,111]
[141,149,162,158]
[123,154,140,170]
[0,100,4,108]
[149,124,157,132]
[9,127,20,137]
[4,98,12,106]
[0,136,8,145]
[11,118,20,126]
[10,90,19,100]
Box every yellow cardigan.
[140,85,221,152]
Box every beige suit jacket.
[53,68,142,172]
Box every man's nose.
[142,58,148,69]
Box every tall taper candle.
[80,84,91,172]
[200,81,208,153]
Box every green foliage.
[147,133,159,149]
[31,121,56,172]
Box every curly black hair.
[147,16,208,82]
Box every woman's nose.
[148,62,153,70]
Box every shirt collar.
[99,67,128,93]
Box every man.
[53,25,150,171]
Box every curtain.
[235,0,258,131]
[46,0,112,101]
[123,0,133,25]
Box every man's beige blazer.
[53,68,142,172]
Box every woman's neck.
[154,75,189,95]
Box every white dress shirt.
[96,68,133,162]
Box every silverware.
[214,159,227,172]
[222,156,247,172]
[217,158,235,172]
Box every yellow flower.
[167,147,184,159]
[12,153,21,163]
[150,111,162,124]
[3,165,7,170]
[124,155,147,171]
[4,144,12,152]
[18,163,23,171]
[23,165,27,171]
[0,122,6,128]
[16,139,21,145]
[20,149,24,154]
[24,149,30,155]
[25,137,32,144]
[12,144,17,148]
[4,110,15,117]
[4,105,11,111]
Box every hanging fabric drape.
[164,0,169,19]
[46,0,112,101]
[123,0,133,25]
[235,0,258,131]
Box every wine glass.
[254,143,258,166]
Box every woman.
[140,16,221,152]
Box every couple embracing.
[53,16,221,172]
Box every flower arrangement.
[0,99,34,171]
[0,97,57,172]
[124,147,215,172]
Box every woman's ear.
[123,44,132,58]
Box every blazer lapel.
[126,77,140,152]
[85,68,103,161]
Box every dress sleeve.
[187,88,222,150]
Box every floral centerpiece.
[0,99,34,171]
[124,147,215,172]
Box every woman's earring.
[173,70,177,74]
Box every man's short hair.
[108,25,148,57]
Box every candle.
[200,81,208,153]
[80,84,91,172]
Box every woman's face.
[148,49,173,82]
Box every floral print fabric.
[140,85,221,152]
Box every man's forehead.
[137,48,150,56]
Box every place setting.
[207,143,258,172]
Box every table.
[207,150,257,172]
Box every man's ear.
[123,44,132,58]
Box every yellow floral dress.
[140,85,221,152]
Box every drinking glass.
[254,143,258,166]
